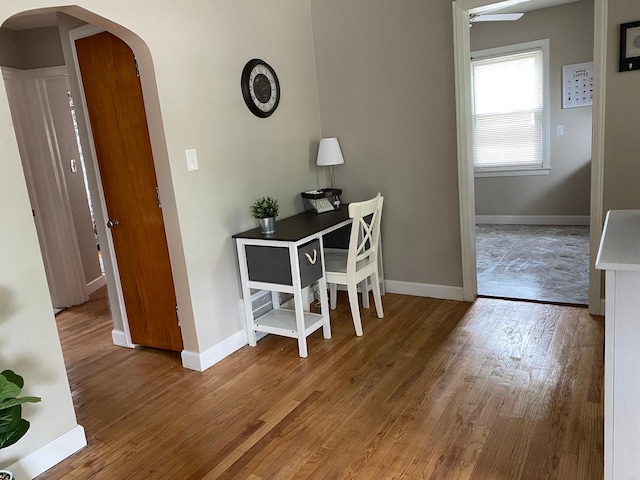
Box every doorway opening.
[452,0,607,313]
[468,1,593,306]
[1,7,188,355]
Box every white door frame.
[452,0,607,314]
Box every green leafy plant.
[250,196,279,219]
[0,370,41,449]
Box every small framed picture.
[619,21,640,72]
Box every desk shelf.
[254,308,327,339]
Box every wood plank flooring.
[39,288,603,479]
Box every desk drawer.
[298,240,322,288]
[245,239,322,287]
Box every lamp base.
[328,165,336,190]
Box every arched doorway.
[1,7,192,355]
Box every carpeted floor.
[475,224,589,305]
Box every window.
[471,39,549,176]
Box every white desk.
[233,207,352,357]
[595,210,640,480]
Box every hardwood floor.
[40,288,603,479]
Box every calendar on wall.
[562,62,594,109]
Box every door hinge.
[134,56,140,77]
[176,305,181,327]
[156,186,162,209]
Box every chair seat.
[324,249,375,274]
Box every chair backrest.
[346,193,384,274]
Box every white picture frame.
[562,62,593,109]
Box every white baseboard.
[86,274,106,294]
[111,329,132,348]
[189,281,463,372]
[384,280,464,301]
[181,329,247,372]
[475,215,590,225]
[6,425,86,479]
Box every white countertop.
[596,210,640,271]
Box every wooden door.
[75,32,183,351]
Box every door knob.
[106,219,120,229]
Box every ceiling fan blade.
[471,13,524,22]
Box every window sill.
[474,167,550,178]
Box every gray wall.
[311,0,463,288]
[16,27,65,69]
[472,0,594,217]
[0,29,20,67]
[604,0,640,210]
[0,26,64,69]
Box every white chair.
[324,193,384,336]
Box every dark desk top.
[233,206,350,242]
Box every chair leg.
[371,272,384,318]
[361,278,370,309]
[347,282,363,336]
[329,283,337,310]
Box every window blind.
[471,49,544,169]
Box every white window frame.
[471,39,550,177]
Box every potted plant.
[251,196,279,234]
[0,370,41,480]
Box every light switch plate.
[186,149,199,171]
[556,125,564,136]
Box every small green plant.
[0,370,41,449]
[250,196,279,219]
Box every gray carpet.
[475,224,589,305]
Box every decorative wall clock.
[241,59,280,118]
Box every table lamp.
[316,137,344,189]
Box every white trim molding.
[86,274,106,294]
[384,280,464,302]
[474,168,550,177]
[588,0,607,316]
[111,329,133,348]
[181,330,247,372]
[453,0,478,302]
[476,215,590,226]
[453,0,605,312]
[5,425,86,479]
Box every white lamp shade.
[316,137,345,166]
